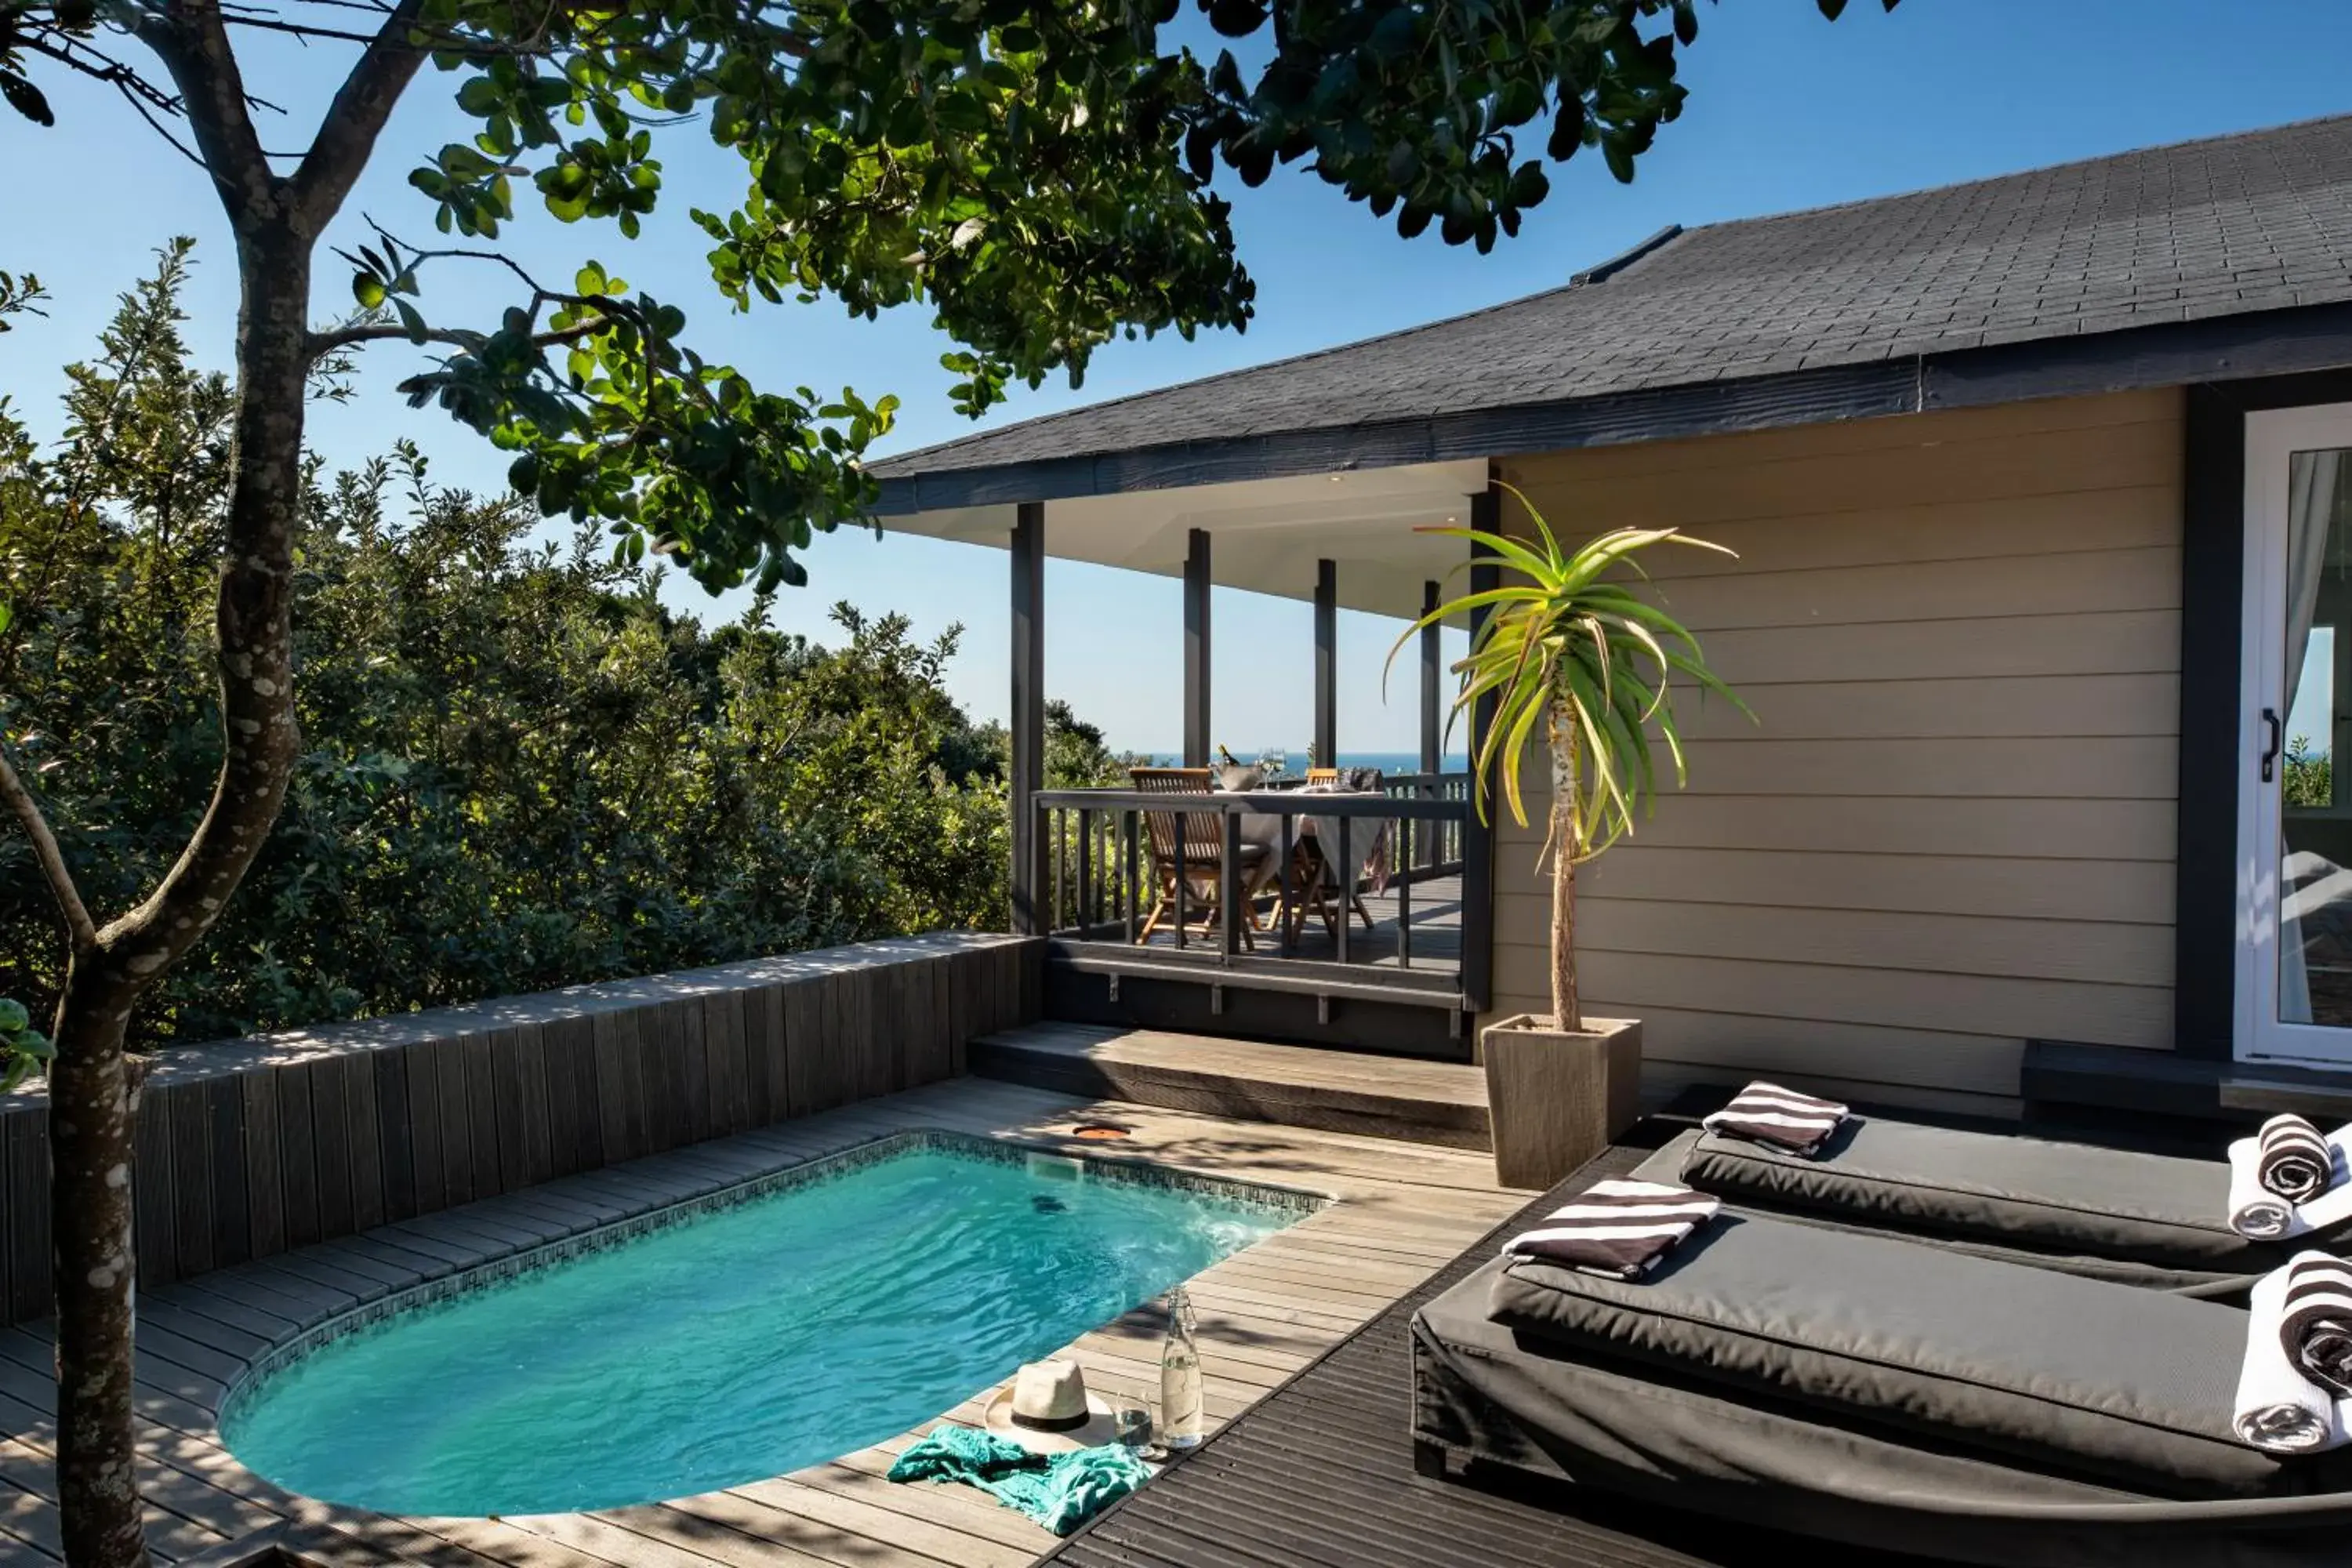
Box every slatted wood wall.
[0,933,1040,1327]
[1486,389,2184,1118]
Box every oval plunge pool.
[220,1131,1315,1516]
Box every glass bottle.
[1160,1284,1203,1450]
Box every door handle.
[2263,707,2282,783]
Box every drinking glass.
[1112,1388,1159,1459]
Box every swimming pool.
[220,1131,1316,1516]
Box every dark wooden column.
[1009,502,1047,935]
[1461,485,1501,1014]
[1184,528,1212,767]
[1419,579,1443,775]
[1313,558,1338,768]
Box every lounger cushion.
[1482,1214,2314,1494]
[1414,1250,2352,1567]
[1677,1118,2320,1277]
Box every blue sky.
[9,1,2352,753]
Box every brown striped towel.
[1501,1179,1722,1281]
[1700,1080,1850,1156]
[2281,1252,2352,1398]
[2259,1114,2339,1205]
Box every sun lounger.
[1628,1116,2352,1296]
[1410,1210,2352,1566]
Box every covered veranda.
[877,457,1507,1060]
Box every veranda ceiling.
[875,458,1490,622]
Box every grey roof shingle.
[875,113,2352,482]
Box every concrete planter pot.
[1480,1014,1642,1190]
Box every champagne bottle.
[1160,1284,1203,1450]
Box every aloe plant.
[1392,485,1748,1029]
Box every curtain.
[2279,450,2341,1024]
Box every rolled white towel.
[2229,1127,2352,1239]
[2235,1262,2350,1453]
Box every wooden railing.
[1029,780,1486,1011]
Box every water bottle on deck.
[1160,1284,1203,1450]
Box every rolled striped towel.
[1700,1080,1850,1156]
[1501,1179,1722,1282]
[2259,1114,2338,1204]
[2235,1260,2348,1453]
[2281,1251,2352,1398]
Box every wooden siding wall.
[1488,390,2183,1116]
[0,934,1039,1328]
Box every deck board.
[1042,1142,1940,1568]
[5,1067,1533,1567]
[972,1022,1490,1148]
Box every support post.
[1010,502,1047,935]
[1184,528,1212,767]
[1419,578,1443,774]
[1314,557,1338,768]
[1461,484,1501,1014]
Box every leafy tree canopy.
[3,0,1888,597]
[0,242,1131,1047]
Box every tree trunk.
[48,968,144,1568]
[50,231,312,1568]
[1545,699,1580,1031]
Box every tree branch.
[305,318,601,355]
[130,3,282,224]
[0,749,99,954]
[287,0,430,235]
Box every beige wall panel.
[1507,898,2172,988]
[1492,948,2172,1051]
[1559,848,2176,925]
[1630,487,2179,582]
[1476,391,2185,1109]
[1638,546,2180,632]
[1687,612,2179,685]
[1671,673,2179,742]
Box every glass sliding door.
[2241,406,2352,1062]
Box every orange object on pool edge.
[1072,1123,1131,1140]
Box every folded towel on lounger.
[1700,1080,1849,1156]
[2228,1127,2352,1238]
[2281,1251,2352,1399]
[2238,1258,2352,1452]
[2260,1115,2339,1203]
[1501,1179,1721,1281]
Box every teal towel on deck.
[887,1425,1151,1536]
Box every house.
[873,111,2352,1123]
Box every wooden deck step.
[970,1022,1492,1152]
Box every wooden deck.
[0,1071,1530,1566]
[1042,1133,1933,1568]
[972,1022,1490,1149]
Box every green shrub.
[0,246,1117,1048]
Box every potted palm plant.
[1393,488,1748,1188]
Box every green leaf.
[352,273,387,310]
[456,77,503,115]
[393,299,429,345]
[0,73,53,129]
[0,1000,26,1034]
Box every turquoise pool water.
[220,1135,1307,1516]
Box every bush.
[0,244,1123,1047]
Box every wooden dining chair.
[1130,767,1268,947]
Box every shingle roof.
[875,112,2352,487]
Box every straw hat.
[980,1360,1123,1453]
